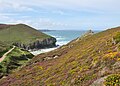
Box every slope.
[0,27,120,86]
[0,24,56,50]
[0,41,10,58]
[0,47,34,78]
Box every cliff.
[13,37,56,50]
[0,26,120,86]
[0,24,56,50]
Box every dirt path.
[0,46,15,63]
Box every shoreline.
[30,47,59,55]
[30,40,69,56]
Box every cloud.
[31,18,69,29]
[0,14,69,30]
[0,15,9,21]
[0,13,19,16]
[52,10,66,15]
[0,0,120,30]
[1,0,119,12]
[0,1,35,12]
[0,0,120,14]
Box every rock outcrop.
[13,37,56,50]
[83,29,94,37]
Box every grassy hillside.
[0,41,10,57]
[0,24,51,45]
[0,47,34,78]
[0,27,120,86]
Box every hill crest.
[0,24,56,50]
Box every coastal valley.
[0,24,57,79]
[0,25,119,86]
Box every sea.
[30,30,99,55]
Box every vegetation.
[0,26,120,86]
[0,41,10,57]
[0,23,56,51]
[0,24,52,45]
[113,32,120,44]
[0,23,55,79]
[0,47,34,78]
[104,74,120,86]
[104,52,120,61]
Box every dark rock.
[13,37,56,50]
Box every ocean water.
[31,30,97,55]
[43,30,87,46]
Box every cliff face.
[13,37,56,50]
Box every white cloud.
[1,0,119,12]
[0,15,9,20]
[0,1,35,12]
[0,13,19,16]
[52,10,69,15]
[0,0,120,30]
[31,18,69,29]
[0,14,69,30]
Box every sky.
[0,0,120,30]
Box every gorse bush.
[104,74,120,86]
[104,52,120,61]
[113,32,120,44]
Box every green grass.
[0,24,52,45]
[0,41,10,57]
[0,47,34,78]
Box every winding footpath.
[0,46,15,63]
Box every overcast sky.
[0,0,120,30]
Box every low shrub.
[104,74,120,86]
